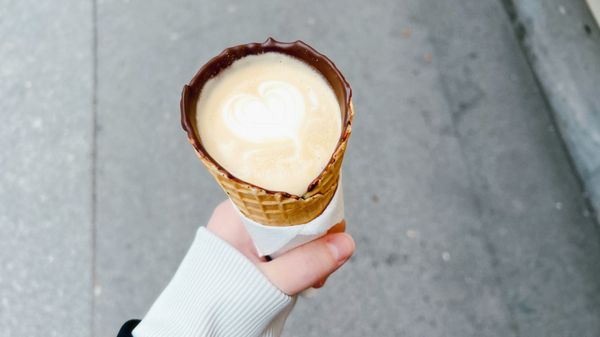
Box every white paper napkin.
[233,182,344,257]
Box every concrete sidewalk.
[502,0,600,225]
[1,0,600,336]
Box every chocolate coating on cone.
[181,38,353,225]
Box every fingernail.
[326,234,355,262]
[313,280,325,288]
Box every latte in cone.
[181,38,353,226]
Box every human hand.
[206,200,355,296]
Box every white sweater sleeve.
[132,227,296,337]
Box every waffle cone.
[181,38,353,226]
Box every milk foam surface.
[196,52,342,195]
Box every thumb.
[259,233,355,295]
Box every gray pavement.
[0,1,94,336]
[502,0,600,224]
[2,0,600,336]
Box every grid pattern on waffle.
[208,154,341,225]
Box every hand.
[206,200,355,296]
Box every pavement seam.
[91,0,98,336]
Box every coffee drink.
[196,52,342,196]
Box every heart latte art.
[223,80,306,145]
[196,53,342,195]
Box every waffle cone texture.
[181,38,353,226]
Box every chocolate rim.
[181,37,353,199]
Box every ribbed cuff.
[132,227,296,337]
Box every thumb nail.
[326,234,355,262]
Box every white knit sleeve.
[132,227,296,337]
